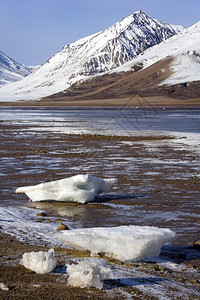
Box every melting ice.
[57,225,176,262]
[66,258,110,289]
[16,174,117,204]
[20,249,57,274]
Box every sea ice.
[16,174,117,204]
[20,249,57,274]
[57,225,176,262]
[66,258,110,289]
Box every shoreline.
[1,108,200,299]
[0,95,199,109]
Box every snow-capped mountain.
[0,11,183,101]
[0,50,36,85]
[52,21,200,101]
[114,21,200,86]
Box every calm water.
[1,107,200,136]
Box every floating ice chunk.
[66,258,110,289]
[16,174,117,204]
[20,249,57,274]
[57,225,176,262]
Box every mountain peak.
[0,11,184,101]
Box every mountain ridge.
[43,21,200,102]
[0,50,36,85]
[0,11,183,101]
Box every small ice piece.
[16,174,117,204]
[20,249,57,274]
[0,283,9,291]
[57,225,176,262]
[66,258,110,289]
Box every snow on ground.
[108,262,200,300]
[0,206,60,246]
[57,225,176,262]
[20,249,57,274]
[170,132,200,154]
[53,255,200,299]
[16,174,118,204]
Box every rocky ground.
[1,229,200,300]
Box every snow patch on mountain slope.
[114,22,200,86]
[162,51,200,85]
[0,11,183,101]
[0,50,36,85]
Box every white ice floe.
[20,249,57,274]
[57,225,176,262]
[66,258,110,289]
[16,174,117,204]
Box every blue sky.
[0,0,199,65]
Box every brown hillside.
[42,56,200,103]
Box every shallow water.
[0,107,200,248]
[1,106,200,135]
